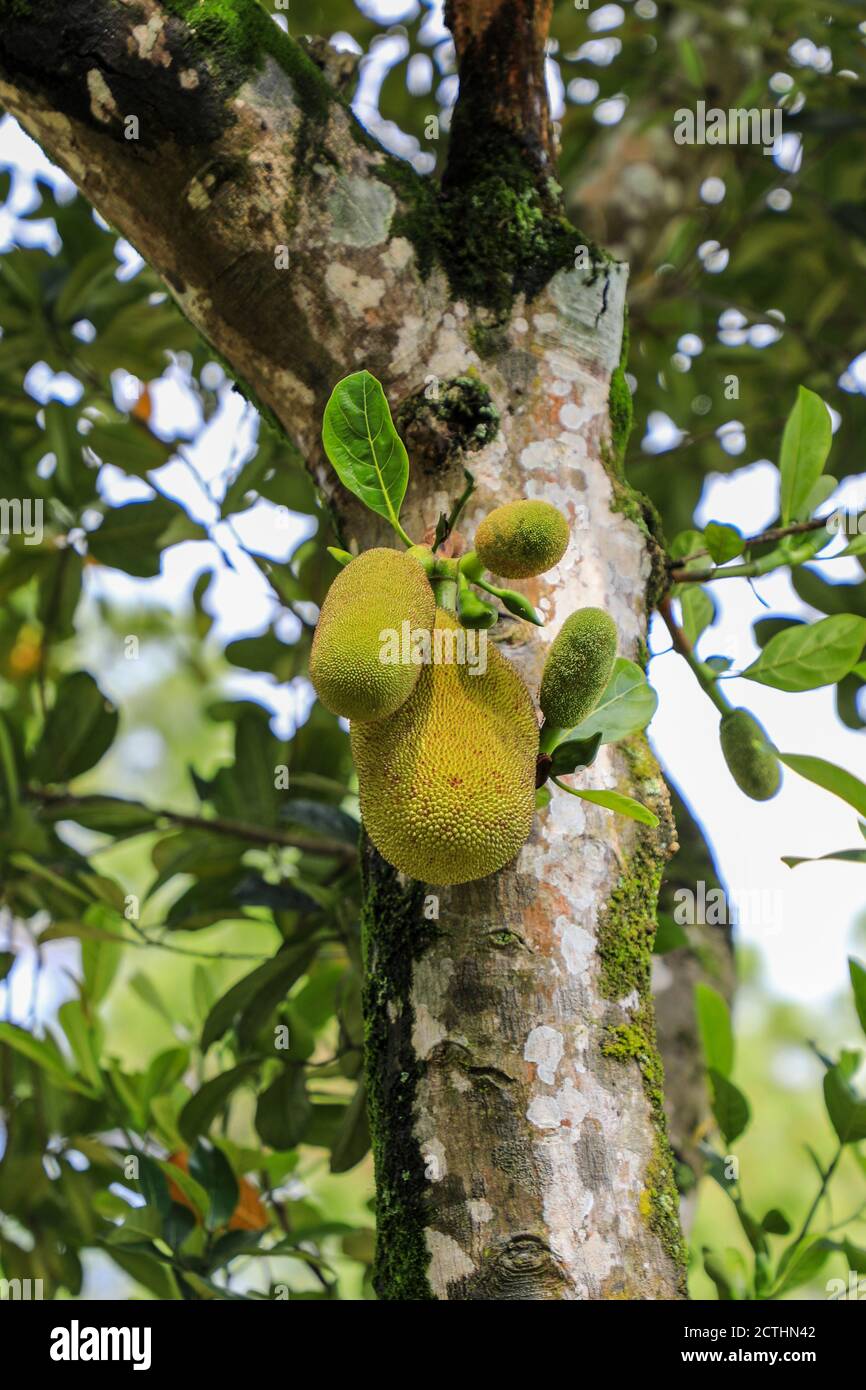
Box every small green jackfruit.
[351,610,539,884]
[474,499,569,578]
[309,548,435,721]
[719,709,781,801]
[539,607,617,731]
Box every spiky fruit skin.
[309,548,435,721]
[474,499,569,579]
[351,611,539,885]
[539,607,617,730]
[719,710,781,801]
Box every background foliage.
[0,0,865,1299]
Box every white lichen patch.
[524,1025,564,1084]
[381,236,414,272]
[555,918,594,977]
[86,70,117,125]
[527,1095,562,1129]
[467,1199,493,1224]
[327,175,396,249]
[179,69,200,91]
[325,262,384,317]
[425,1230,475,1297]
[412,1002,447,1060]
[130,16,171,65]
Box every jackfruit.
[309,548,435,721]
[719,709,781,801]
[474,499,569,578]
[351,610,539,884]
[539,607,617,731]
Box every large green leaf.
[568,658,658,743]
[779,386,833,525]
[742,614,866,691]
[32,672,118,783]
[553,783,659,827]
[321,371,410,540]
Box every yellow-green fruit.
[351,611,539,884]
[719,710,781,802]
[474,499,569,578]
[539,607,617,730]
[309,548,435,721]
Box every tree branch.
[444,0,556,187]
[0,0,436,521]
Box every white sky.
[1,67,864,1010]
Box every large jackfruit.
[719,709,781,801]
[474,499,569,578]
[309,548,435,721]
[351,611,539,884]
[539,607,618,730]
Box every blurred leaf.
[179,1062,259,1146]
[824,1065,866,1144]
[32,672,118,783]
[695,983,734,1077]
[708,1068,750,1144]
[329,1080,370,1174]
[255,1065,311,1150]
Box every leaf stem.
[793,1143,843,1248]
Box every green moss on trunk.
[596,736,688,1287]
[361,839,437,1300]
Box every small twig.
[26,787,357,862]
[678,515,830,566]
[657,596,731,718]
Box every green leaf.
[708,1068,750,1143]
[188,1141,239,1230]
[779,753,866,818]
[87,419,172,478]
[549,732,602,776]
[0,1020,89,1092]
[761,1208,791,1235]
[783,847,866,868]
[255,1065,311,1150]
[0,952,14,983]
[695,983,734,1077]
[772,1237,836,1297]
[849,958,866,1037]
[680,585,715,645]
[779,386,833,525]
[824,1064,866,1143]
[138,1153,172,1220]
[201,947,316,1051]
[568,658,658,744]
[38,794,158,837]
[703,1247,749,1301]
[742,615,866,691]
[179,1062,259,1146]
[32,672,118,783]
[321,372,411,542]
[704,522,744,565]
[552,779,659,826]
[88,497,194,577]
[653,913,689,955]
[329,1080,370,1174]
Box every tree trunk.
[0,0,686,1299]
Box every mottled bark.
[0,0,686,1298]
